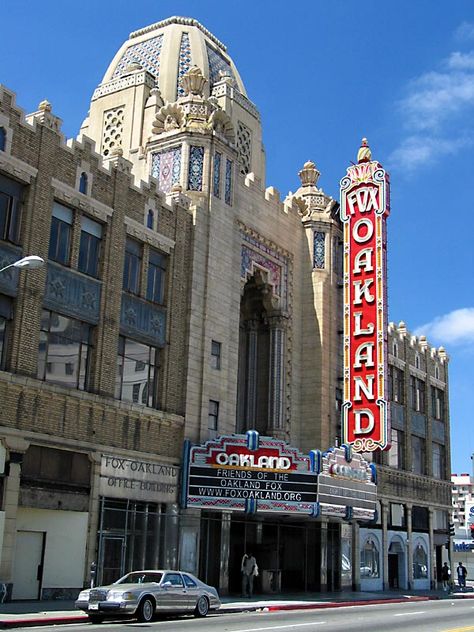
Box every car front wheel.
[194,595,209,617]
[137,596,155,623]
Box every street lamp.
[0,255,45,274]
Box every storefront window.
[360,537,380,578]
[413,543,428,579]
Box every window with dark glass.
[49,202,72,265]
[0,174,23,244]
[432,443,445,478]
[115,336,159,408]
[146,249,166,304]
[389,366,404,403]
[0,295,12,371]
[211,340,221,370]
[123,238,142,295]
[388,428,404,469]
[410,375,425,412]
[79,172,88,195]
[38,310,92,390]
[78,215,102,278]
[431,386,445,421]
[411,435,426,475]
[208,399,219,430]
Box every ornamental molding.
[51,178,113,222]
[0,152,38,183]
[124,216,175,254]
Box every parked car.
[75,570,221,623]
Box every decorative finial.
[38,100,52,112]
[357,137,372,163]
[298,160,320,187]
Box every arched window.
[413,543,428,578]
[360,537,380,578]
[147,209,154,229]
[0,127,6,151]
[79,172,88,194]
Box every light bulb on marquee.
[339,139,391,452]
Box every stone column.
[320,519,328,591]
[267,314,287,432]
[245,319,258,427]
[406,504,413,589]
[219,512,231,595]
[382,500,389,590]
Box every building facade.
[0,16,452,599]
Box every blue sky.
[1,0,473,474]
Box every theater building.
[0,15,452,598]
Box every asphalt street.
[6,599,474,632]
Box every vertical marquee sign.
[340,139,391,451]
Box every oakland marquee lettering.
[339,139,391,452]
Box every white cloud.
[455,22,474,42]
[415,308,474,346]
[389,26,474,172]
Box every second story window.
[146,249,166,304]
[0,174,23,245]
[211,340,221,369]
[123,238,142,295]
[49,202,72,265]
[78,216,102,278]
[38,309,92,391]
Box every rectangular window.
[49,202,73,265]
[115,336,159,408]
[431,386,445,421]
[388,428,404,469]
[146,249,166,304]
[410,375,425,412]
[213,152,221,198]
[225,159,233,205]
[78,216,102,278]
[208,399,219,430]
[123,238,142,295]
[211,340,221,370]
[432,443,445,478]
[37,309,92,390]
[411,435,426,475]
[0,175,23,244]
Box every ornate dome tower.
[80,16,265,187]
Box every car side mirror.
[162,581,172,588]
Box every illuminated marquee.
[340,139,391,452]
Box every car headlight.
[107,590,136,601]
[77,590,90,601]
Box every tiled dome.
[101,16,247,103]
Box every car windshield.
[115,572,163,585]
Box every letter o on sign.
[352,218,374,244]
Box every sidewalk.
[1,588,473,629]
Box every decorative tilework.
[188,146,204,191]
[237,121,252,176]
[225,158,233,205]
[313,231,325,269]
[151,146,182,193]
[213,152,221,198]
[206,43,235,88]
[177,33,192,98]
[112,35,164,79]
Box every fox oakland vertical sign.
[340,139,391,451]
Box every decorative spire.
[298,160,320,187]
[357,137,372,163]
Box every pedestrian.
[441,562,451,591]
[241,551,258,598]
[456,562,467,590]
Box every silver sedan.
[75,570,221,623]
